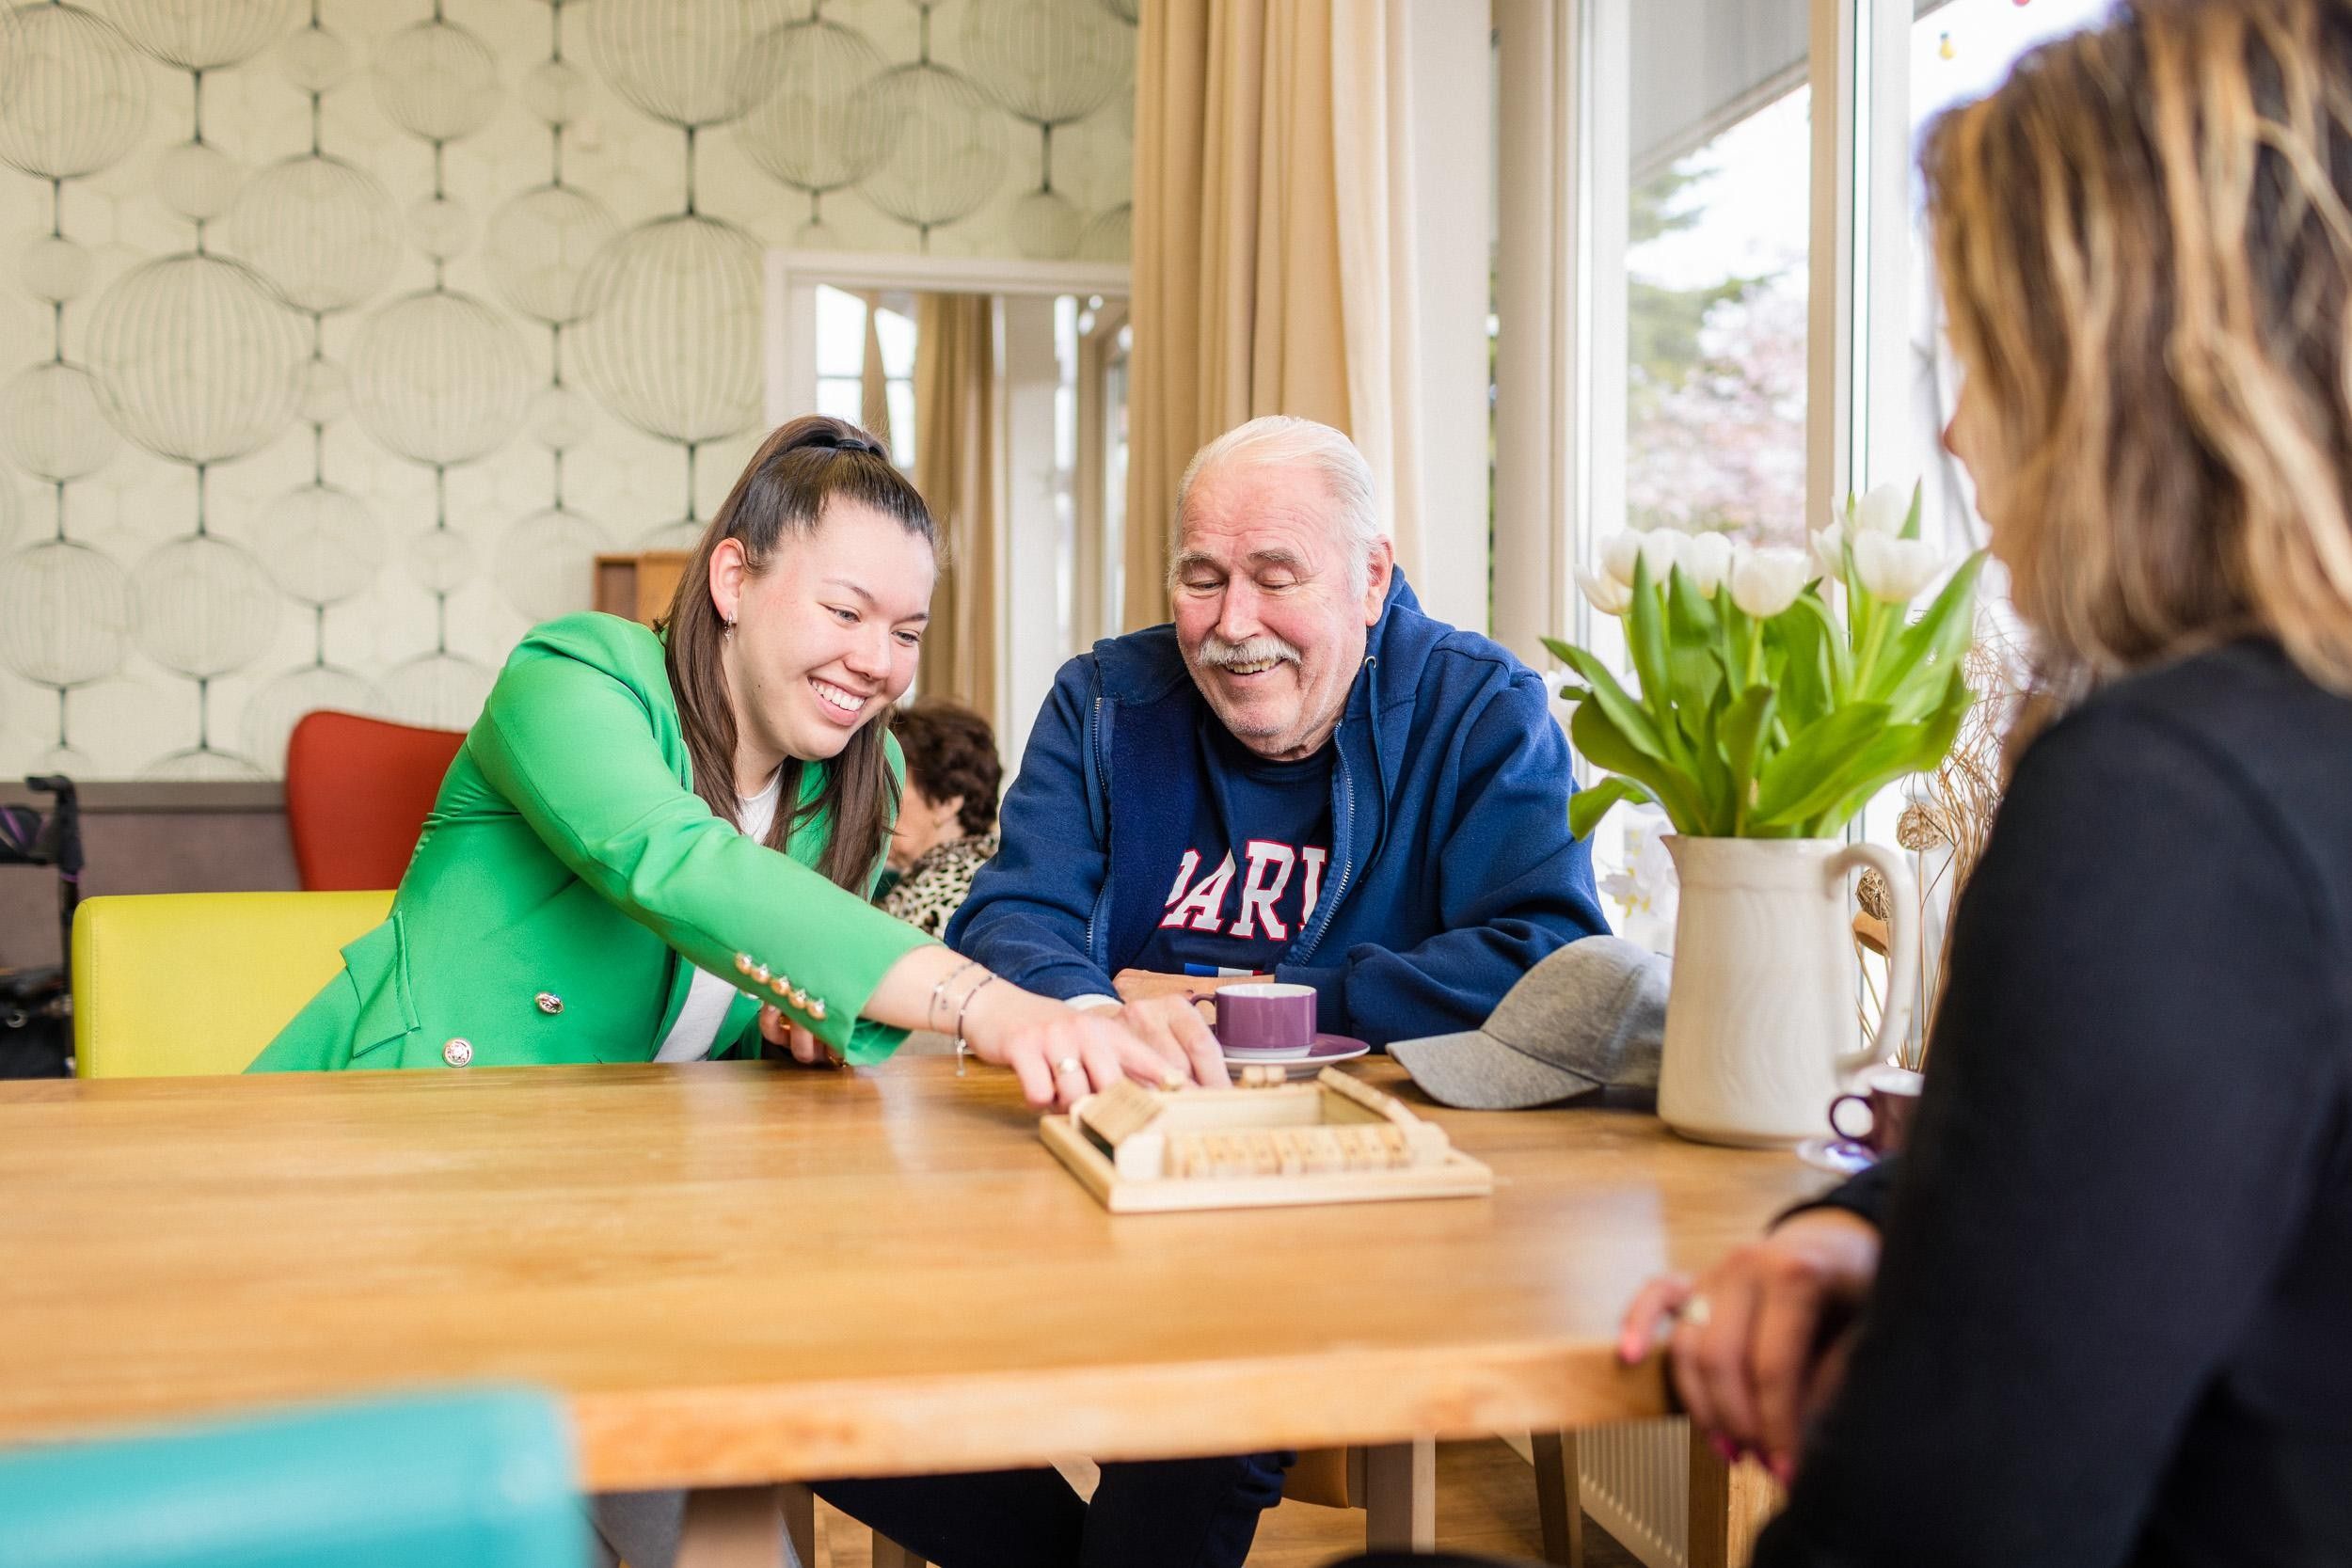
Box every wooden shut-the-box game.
[1041,1068,1496,1213]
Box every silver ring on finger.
[1679,1293,1713,1329]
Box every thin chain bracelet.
[953,974,999,1073]
[928,958,983,1036]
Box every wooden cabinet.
[593,550,693,626]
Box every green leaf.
[1568,775,1656,839]
[1719,684,1777,833]
[1751,701,1894,827]
[1570,698,1708,834]
[1626,551,1678,743]
[1552,643,1675,767]
[1867,552,1986,716]
[1807,674,1973,832]
[1900,478,1925,541]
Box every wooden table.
[0,1058,1828,1564]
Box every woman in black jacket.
[1356,2,2352,1564]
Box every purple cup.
[1213,982,1319,1054]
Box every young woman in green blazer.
[250,416,1209,1104]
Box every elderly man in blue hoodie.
[950,413,1610,1087]
[819,418,1611,1568]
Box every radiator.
[1561,1418,1691,1568]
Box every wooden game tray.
[1041,1068,1496,1214]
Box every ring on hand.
[1679,1293,1713,1329]
[1057,1055,1083,1076]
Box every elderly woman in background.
[881,698,1002,938]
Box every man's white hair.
[1172,416,1385,595]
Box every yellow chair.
[72,890,393,1078]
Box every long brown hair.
[1924,0,2352,751]
[661,415,937,891]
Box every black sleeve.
[1754,704,2347,1568]
[1781,1159,1899,1229]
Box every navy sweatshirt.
[946,574,1611,1045]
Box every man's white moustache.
[1199,635,1300,666]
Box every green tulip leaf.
[1570,698,1708,833]
[1568,775,1656,840]
[1752,701,1894,826]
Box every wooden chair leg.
[870,1531,928,1568]
[1359,1437,1437,1551]
[1532,1430,1583,1568]
[1686,1426,1784,1568]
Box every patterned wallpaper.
[0,0,1134,780]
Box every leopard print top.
[881,832,998,940]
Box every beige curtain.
[859,293,892,449]
[1125,0,1353,631]
[913,293,998,729]
[1330,0,1425,580]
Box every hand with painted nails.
[1615,1207,1883,1482]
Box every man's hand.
[1615,1207,1883,1481]
[1076,992,1231,1089]
[759,1004,842,1068]
[1111,968,1269,1003]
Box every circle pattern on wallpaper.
[142,744,266,782]
[961,0,1131,129]
[22,233,95,303]
[0,539,131,689]
[0,467,19,550]
[295,355,348,424]
[497,504,610,622]
[1098,0,1138,23]
[0,3,151,182]
[82,253,306,467]
[639,516,705,552]
[407,193,476,262]
[241,661,379,768]
[733,19,898,198]
[0,361,121,483]
[153,138,247,226]
[584,0,794,131]
[384,650,494,731]
[131,533,280,678]
[258,481,381,606]
[372,17,501,146]
[859,63,1005,230]
[572,214,763,445]
[519,57,592,129]
[223,153,400,315]
[405,525,477,595]
[485,183,621,325]
[1009,185,1083,260]
[527,384,595,451]
[276,20,351,95]
[1078,199,1130,262]
[350,290,532,467]
[98,0,294,72]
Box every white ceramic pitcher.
[1657,836,1919,1148]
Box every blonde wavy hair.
[1925,0,2352,732]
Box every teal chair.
[0,1389,585,1568]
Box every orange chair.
[284,710,467,892]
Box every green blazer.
[250,613,935,1073]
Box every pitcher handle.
[1828,840,1918,1075]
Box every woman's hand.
[1080,994,1232,1090]
[1616,1207,1883,1481]
[759,1004,842,1068]
[965,983,1204,1110]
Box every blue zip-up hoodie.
[946,573,1610,1045]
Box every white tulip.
[1811,524,1848,579]
[1600,531,1645,589]
[1683,531,1734,596]
[1851,531,1945,604]
[1729,548,1808,619]
[1853,482,1912,537]
[1578,568,1632,616]
[1636,529,1686,583]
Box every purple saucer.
[1221,1033,1372,1063]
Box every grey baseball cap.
[1388,935,1668,1110]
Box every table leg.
[675,1484,822,1568]
[1531,1430,1583,1567]
[1360,1437,1437,1550]
[1686,1427,1783,1568]
[870,1532,929,1568]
